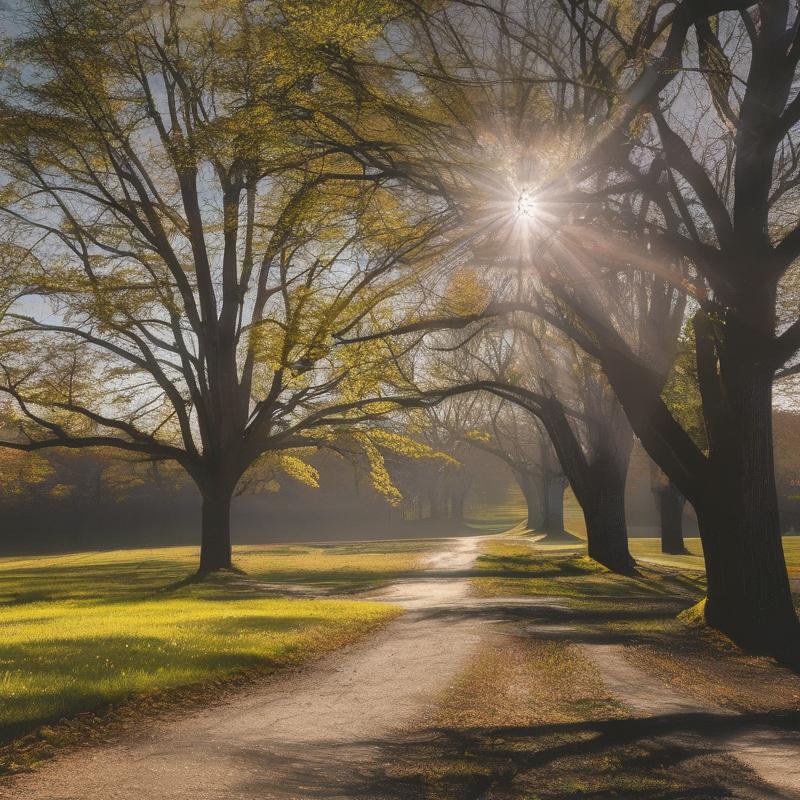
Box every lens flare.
[516,189,537,219]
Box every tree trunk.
[516,471,544,530]
[523,485,543,530]
[543,475,566,534]
[535,395,634,573]
[594,307,799,655]
[583,467,635,574]
[695,353,799,656]
[658,484,686,554]
[198,482,233,573]
[449,490,465,521]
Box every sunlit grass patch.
[628,536,800,577]
[0,586,398,745]
[474,540,602,574]
[561,487,800,576]
[0,541,425,747]
[471,540,710,654]
[0,539,435,607]
[236,539,436,589]
[627,537,705,570]
[677,597,707,628]
[471,541,646,600]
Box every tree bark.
[543,475,566,534]
[694,346,798,655]
[582,464,635,574]
[536,396,635,574]
[198,482,234,573]
[597,309,800,655]
[658,484,686,554]
[516,471,544,529]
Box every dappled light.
[0,0,799,797]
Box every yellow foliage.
[275,453,320,489]
[367,429,458,465]
[439,268,491,317]
[0,450,53,497]
[341,431,396,505]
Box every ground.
[562,487,800,576]
[2,531,800,798]
[0,540,436,754]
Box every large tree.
[415,316,637,572]
[464,399,567,535]
[528,2,800,655]
[0,0,442,571]
[363,0,799,655]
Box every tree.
[649,462,688,556]
[773,409,800,532]
[512,334,636,573]
[534,2,800,655]
[420,318,636,572]
[0,0,442,572]
[464,400,566,534]
[413,404,477,522]
[656,324,706,554]
[340,1,695,570]
[370,0,800,655]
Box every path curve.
[5,535,800,799]
[0,537,487,800]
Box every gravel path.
[0,537,487,800]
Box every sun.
[516,189,538,220]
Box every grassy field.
[471,537,800,704]
[0,540,434,748]
[559,488,800,574]
[624,535,800,575]
[465,483,531,532]
[473,540,705,601]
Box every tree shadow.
[232,709,799,799]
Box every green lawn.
[561,488,800,574]
[0,540,432,747]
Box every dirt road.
[5,535,800,799]
[580,641,800,798]
[0,538,489,800]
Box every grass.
[561,489,800,574]
[471,540,700,602]
[0,539,436,604]
[394,534,797,797]
[465,483,530,532]
[472,538,800,711]
[0,539,434,749]
[481,484,800,575]
[384,635,752,799]
[238,539,438,588]
[626,535,800,575]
